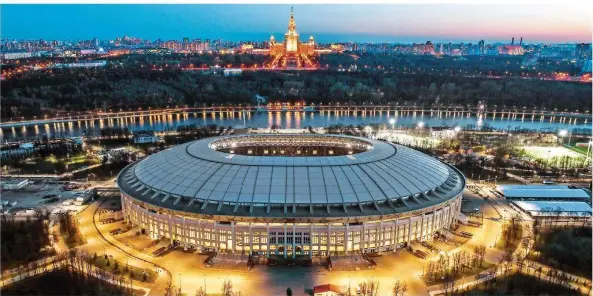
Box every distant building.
[133,131,159,144]
[478,40,485,54]
[223,68,243,76]
[498,37,524,55]
[575,43,592,60]
[1,179,30,190]
[496,185,591,201]
[267,7,318,68]
[19,143,34,150]
[511,201,592,224]
[582,60,592,73]
[313,284,344,296]
[53,61,107,69]
[2,51,35,60]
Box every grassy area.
[424,261,496,286]
[90,255,158,283]
[451,272,582,296]
[1,267,143,296]
[522,146,582,159]
[564,144,590,156]
[8,153,100,175]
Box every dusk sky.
[1,4,591,43]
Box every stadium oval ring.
[118,134,465,257]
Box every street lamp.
[178,273,182,294]
[558,129,568,145]
[389,118,396,130]
[417,121,425,128]
[364,126,372,138]
[454,126,461,133]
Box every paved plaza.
[66,185,510,296]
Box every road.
[75,185,511,296]
[15,179,572,296]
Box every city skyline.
[1,4,591,43]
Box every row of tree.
[3,56,590,119]
[0,210,53,271]
[425,245,487,284]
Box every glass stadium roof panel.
[128,134,462,208]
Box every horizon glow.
[1,4,591,43]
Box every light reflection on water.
[1,111,590,141]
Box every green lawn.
[564,144,590,156]
[8,153,100,174]
[90,256,158,283]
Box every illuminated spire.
[287,7,296,34]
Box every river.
[1,111,591,141]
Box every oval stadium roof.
[118,134,465,218]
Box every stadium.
[117,134,465,258]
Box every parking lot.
[0,181,90,216]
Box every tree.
[195,287,206,296]
[286,287,292,296]
[392,279,401,296]
[222,279,234,296]
[358,278,380,296]
[401,281,408,296]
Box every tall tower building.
[284,7,299,52]
[478,40,485,54]
[266,7,318,69]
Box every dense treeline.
[531,226,592,278]
[452,273,582,296]
[2,54,591,119]
[1,249,136,296]
[0,211,53,271]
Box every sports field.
[523,146,583,159]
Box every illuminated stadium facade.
[118,134,465,258]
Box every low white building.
[133,131,159,144]
[19,143,34,150]
[313,284,343,296]
[1,179,30,190]
[512,201,592,219]
[223,68,242,76]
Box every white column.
[182,217,187,250]
[167,214,174,246]
[266,223,270,258]
[376,222,381,251]
[345,224,350,254]
[213,222,218,252]
[327,224,331,256]
[407,216,413,244]
[292,224,296,259]
[420,213,425,241]
[361,223,366,253]
[249,223,253,255]
[309,224,314,258]
[231,222,236,254]
[283,224,288,259]
[391,220,397,249]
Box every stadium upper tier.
[117,134,465,220]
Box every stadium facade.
[117,134,465,258]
